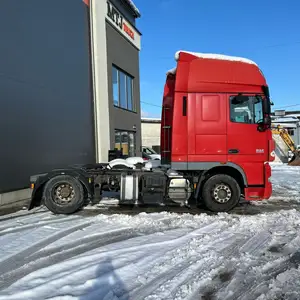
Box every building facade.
[0,0,141,194]
[141,118,161,152]
[90,0,142,160]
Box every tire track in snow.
[47,250,176,300]
[36,214,191,259]
[0,216,197,290]
[236,252,300,300]
[66,219,225,266]
[2,223,226,299]
[215,237,297,299]
[144,255,221,300]
[0,210,49,224]
[0,216,81,236]
[159,238,245,300]
[121,258,202,300]
[0,213,51,230]
[184,264,236,300]
[0,226,204,297]
[0,227,141,290]
[216,233,280,300]
[119,223,241,300]
[239,231,272,256]
[0,213,180,275]
[36,248,162,291]
[0,249,174,300]
[0,208,47,222]
[0,220,94,282]
[130,244,233,300]
[27,228,137,261]
[141,227,273,300]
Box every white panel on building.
[141,118,161,149]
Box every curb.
[0,189,32,207]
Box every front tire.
[43,175,85,214]
[201,174,241,212]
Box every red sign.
[123,23,134,40]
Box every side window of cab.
[230,95,263,124]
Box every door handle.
[228,149,239,154]
[182,96,187,116]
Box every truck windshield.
[230,95,264,124]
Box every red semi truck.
[29,50,275,214]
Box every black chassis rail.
[28,163,156,210]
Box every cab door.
[227,94,269,185]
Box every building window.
[288,129,295,136]
[112,67,119,106]
[112,65,134,111]
[114,129,136,157]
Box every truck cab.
[161,51,274,210]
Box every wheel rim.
[212,183,232,203]
[53,183,75,205]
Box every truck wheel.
[201,174,240,212]
[43,175,85,214]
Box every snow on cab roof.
[175,51,257,65]
[167,50,257,75]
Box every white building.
[141,118,161,152]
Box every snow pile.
[0,165,300,299]
[268,163,300,203]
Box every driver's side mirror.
[257,116,270,132]
[257,124,265,132]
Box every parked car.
[142,151,150,160]
[142,146,161,160]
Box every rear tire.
[43,175,85,214]
[201,174,241,212]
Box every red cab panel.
[171,92,188,162]
[187,93,227,163]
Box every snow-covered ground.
[1,163,300,300]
